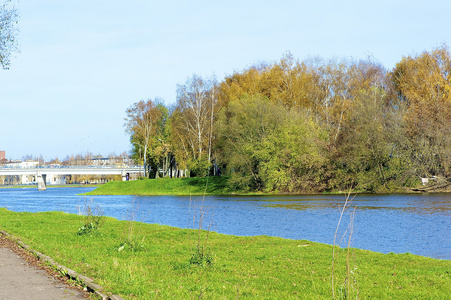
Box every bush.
[77,199,105,236]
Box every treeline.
[125,45,451,193]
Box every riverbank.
[0,208,449,299]
[84,176,238,196]
[83,176,448,196]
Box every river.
[0,187,449,260]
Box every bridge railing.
[0,165,142,170]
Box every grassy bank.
[84,177,236,196]
[0,208,449,299]
[81,177,434,196]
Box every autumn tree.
[391,45,451,178]
[147,104,175,178]
[124,99,162,178]
[219,63,268,107]
[215,95,278,190]
[261,53,316,108]
[331,87,397,191]
[219,56,386,145]
[216,95,327,192]
[216,55,391,191]
[0,0,19,69]
[312,58,386,144]
[171,75,219,176]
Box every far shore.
[83,177,451,196]
[2,177,450,195]
[0,184,100,189]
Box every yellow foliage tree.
[391,45,451,177]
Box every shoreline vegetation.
[122,46,451,195]
[3,176,449,195]
[2,176,449,195]
[0,208,449,299]
[83,177,451,196]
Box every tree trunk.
[143,144,147,178]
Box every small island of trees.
[125,45,451,194]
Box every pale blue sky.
[1,0,450,160]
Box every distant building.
[3,160,39,168]
[0,151,5,162]
[90,155,134,166]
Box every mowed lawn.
[0,208,449,299]
[84,177,233,196]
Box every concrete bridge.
[0,166,142,190]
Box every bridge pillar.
[21,174,28,185]
[36,172,47,191]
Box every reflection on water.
[266,203,450,215]
[0,188,450,260]
[265,202,338,210]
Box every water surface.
[0,188,449,259]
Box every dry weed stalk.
[118,197,149,252]
[188,180,214,266]
[332,189,359,299]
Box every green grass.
[83,177,424,196]
[84,177,236,196]
[0,208,449,299]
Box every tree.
[215,95,327,192]
[171,75,219,176]
[333,88,394,191]
[391,45,451,178]
[124,99,162,178]
[262,53,314,108]
[0,0,19,69]
[313,58,386,144]
[219,63,268,108]
[147,103,175,178]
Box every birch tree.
[124,99,162,178]
[172,75,219,176]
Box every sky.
[1,0,450,161]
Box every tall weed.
[188,182,215,267]
[332,189,359,299]
[77,197,105,236]
[118,197,149,252]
